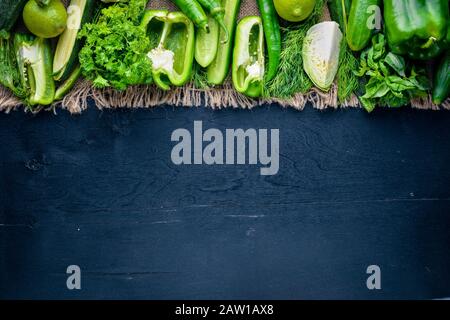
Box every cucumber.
[432,52,450,105]
[347,0,380,51]
[54,65,81,101]
[195,16,219,68]
[206,0,241,85]
[0,0,28,32]
[53,0,95,82]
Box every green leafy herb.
[78,0,152,91]
[355,34,430,112]
[264,0,325,99]
[191,62,210,89]
[336,40,359,103]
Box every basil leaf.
[363,78,390,99]
[384,53,406,77]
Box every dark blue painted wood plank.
[0,104,450,299]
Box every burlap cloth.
[0,0,447,113]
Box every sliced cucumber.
[54,65,81,101]
[53,0,95,81]
[195,16,219,68]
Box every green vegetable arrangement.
[0,0,449,112]
[78,0,153,90]
[355,34,430,112]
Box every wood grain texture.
[0,104,450,299]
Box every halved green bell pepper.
[232,16,265,98]
[384,0,449,60]
[141,10,194,90]
[14,34,55,106]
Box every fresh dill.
[337,40,359,103]
[191,62,210,89]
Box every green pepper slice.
[141,10,195,90]
[232,16,265,98]
[384,0,449,60]
[14,34,55,106]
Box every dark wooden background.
[1,103,450,299]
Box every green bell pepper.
[14,34,55,106]
[232,16,265,98]
[141,10,194,90]
[384,0,449,60]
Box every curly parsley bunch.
[78,0,152,90]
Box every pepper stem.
[219,21,229,44]
[35,0,51,7]
[421,37,437,49]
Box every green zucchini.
[432,52,450,105]
[195,16,219,68]
[53,0,95,81]
[206,0,241,85]
[54,64,81,101]
[0,0,28,32]
[346,0,380,51]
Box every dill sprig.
[337,40,359,103]
[191,62,210,89]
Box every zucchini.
[206,0,241,85]
[432,52,450,105]
[54,64,81,101]
[0,0,28,32]
[347,0,380,51]
[195,16,219,68]
[53,0,95,81]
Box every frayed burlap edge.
[0,86,21,114]
[3,72,449,115]
[33,80,361,114]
